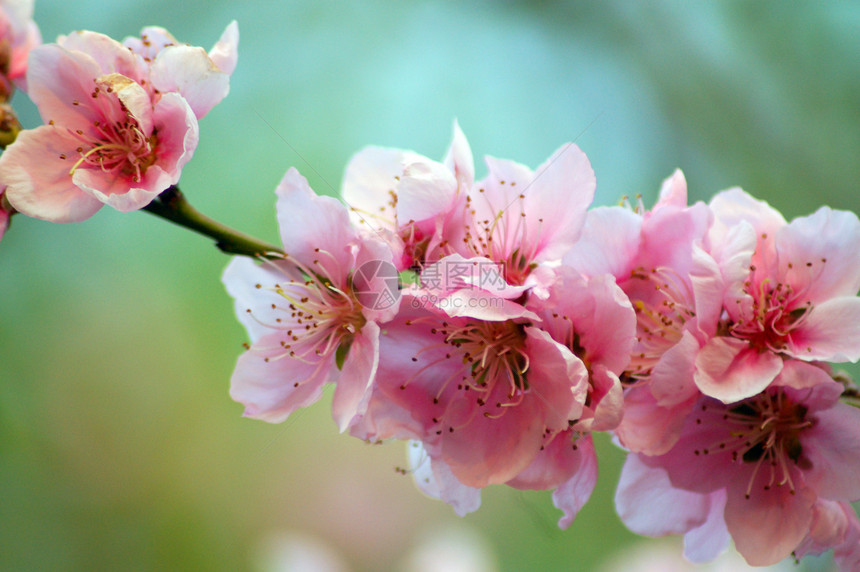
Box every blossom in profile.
[122,21,239,119]
[225,168,399,431]
[0,0,41,94]
[616,361,860,566]
[0,33,199,222]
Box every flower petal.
[694,336,783,403]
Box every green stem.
[143,186,283,258]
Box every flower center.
[460,187,541,286]
[728,266,813,353]
[693,391,813,498]
[246,253,366,376]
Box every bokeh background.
[2,1,858,570]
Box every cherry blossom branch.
[143,186,283,258]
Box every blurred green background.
[1,1,858,570]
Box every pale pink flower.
[0,35,198,222]
[446,141,595,290]
[0,0,40,93]
[695,189,860,403]
[122,21,239,119]
[341,121,473,271]
[225,168,399,431]
[621,360,860,567]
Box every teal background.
[1,1,857,570]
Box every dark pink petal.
[803,403,860,501]
[694,336,783,403]
[331,322,379,432]
[524,327,588,427]
[794,499,851,560]
[788,297,860,362]
[587,365,623,432]
[833,503,860,571]
[615,453,711,536]
[229,332,330,423]
[0,126,103,222]
[723,479,816,566]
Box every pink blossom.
[695,189,860,403]
[225,168,399,431]
[446,141,595,290]
[622,361,860,566]
[0,0,40,93]
[341,121,473,271]
[123,21,239,119]
[0,35,198,222]
[565,171,721,454]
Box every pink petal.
[331,322,380,432]
[208,20,239,76]
[442,119,474,189]
[222,256,300,343]
[563,206,642,278]
[615,453,711,536]
[229,332,330,423]
[682,490,730,564]
[397,159,458,224]
[694,336,783,403]
[524,327,588,427]
[551,435,598,529]
[789,297,860,362]
[341,146,423,229]
[0,126,103,222]
[150,45,230,119]
[408,441,481,517]
[653,168,687,209]
[275,167,357,282]
[506,430,582,491]
[775,206,860,304]
[613,385,692,456]
[803,403,860,501]
[57,30,141,82]
[650,330,700,407]
[723,480,816,566]
[522,142,595,261]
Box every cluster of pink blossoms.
[224,124,860,569]
[0,18,237,231]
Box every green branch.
[143,186,283,258]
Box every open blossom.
[616,360,860,567]
[122,21,238,119]
[695,189,860,403]
[0,31,198,222]
[0,0,41,94]
[224,168,399,431]
[341,121,473,271]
